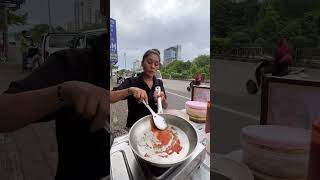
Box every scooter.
[22,37,41,72]
[187,80,196,92]
[246,56,274,94]
[25,46,41,72]
[246,56,306,95]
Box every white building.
[64,21,75,32]
[74,0,98,31]
[132,59,141,71]
[163,45,181,66]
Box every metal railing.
[213,47,273,58]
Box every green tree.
[254,37,265,46]
[212,0,234,37]
[230,32,251,46]
[289,36,307,48]
[81,23,105,31]
[112,64,118,70]
[8,10,28,26]
[278,20,302,39]
[256,4,281,41]
[192,55,210,68]
[211,37,231,53]
[54,26,66,32]
[116,69,126,77]
[29,24,50,43]
[161,55,209,80]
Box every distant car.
[117,76,124,84]
[74,28,106,49]
[40,32,78,64]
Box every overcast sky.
[111,0,210,69]
[9,0,72,32]
[9,0,99,33]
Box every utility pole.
[124,52,126,70]
[48,0,52,32]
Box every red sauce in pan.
[156,130,172,146]
[144,153,150,158]
[150,125,183,157]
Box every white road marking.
[166,91,191,100]
[166,90,260,121]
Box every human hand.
[153,91,166,102]
[61,81,109,132]
[128,87,148,104]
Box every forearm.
[162,98,168,109]
[110,88,130,103]
[0,85,63,132]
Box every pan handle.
[155,86,163,114]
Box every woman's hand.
[128,87,148,104]
[61,81,109,132]
[153,91,166,102]
[153,91,168,109]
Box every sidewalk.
[110,81,128,131]
[0,69,57,180]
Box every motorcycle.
[22,38,41,72]
[187,80,195,92]
[187,80,202,92]
[25,46,41,72]
[246,56,306,95]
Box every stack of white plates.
[212,153,254,180]
[241,125,310,179]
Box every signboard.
[261,77,320,129]
[192,85,210,102]
[110,18,118,64]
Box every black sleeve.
[3,52,68,122]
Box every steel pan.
[129,113,198,167]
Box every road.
[212,59,320,154]
[163,60,320,155]
[162,77,259,155]
[0,68,58,180]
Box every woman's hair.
[142,49,161,64]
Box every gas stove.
[110,134,206,180]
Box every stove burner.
[111,135,206,180]
[137,155,177,179]
[139,160,171,177]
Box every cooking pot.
[129,113,198,167]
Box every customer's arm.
[0,81,109,133]
[0,86,63,132]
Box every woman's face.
[142,53,160,77]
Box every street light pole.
[48,0,52,32]
[124,52,126,70]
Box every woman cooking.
[111,49,168,128]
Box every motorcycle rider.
[272,38,292,76]
[195,72,202,85]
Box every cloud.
[9,0,77,33]
[111,0,210,69]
